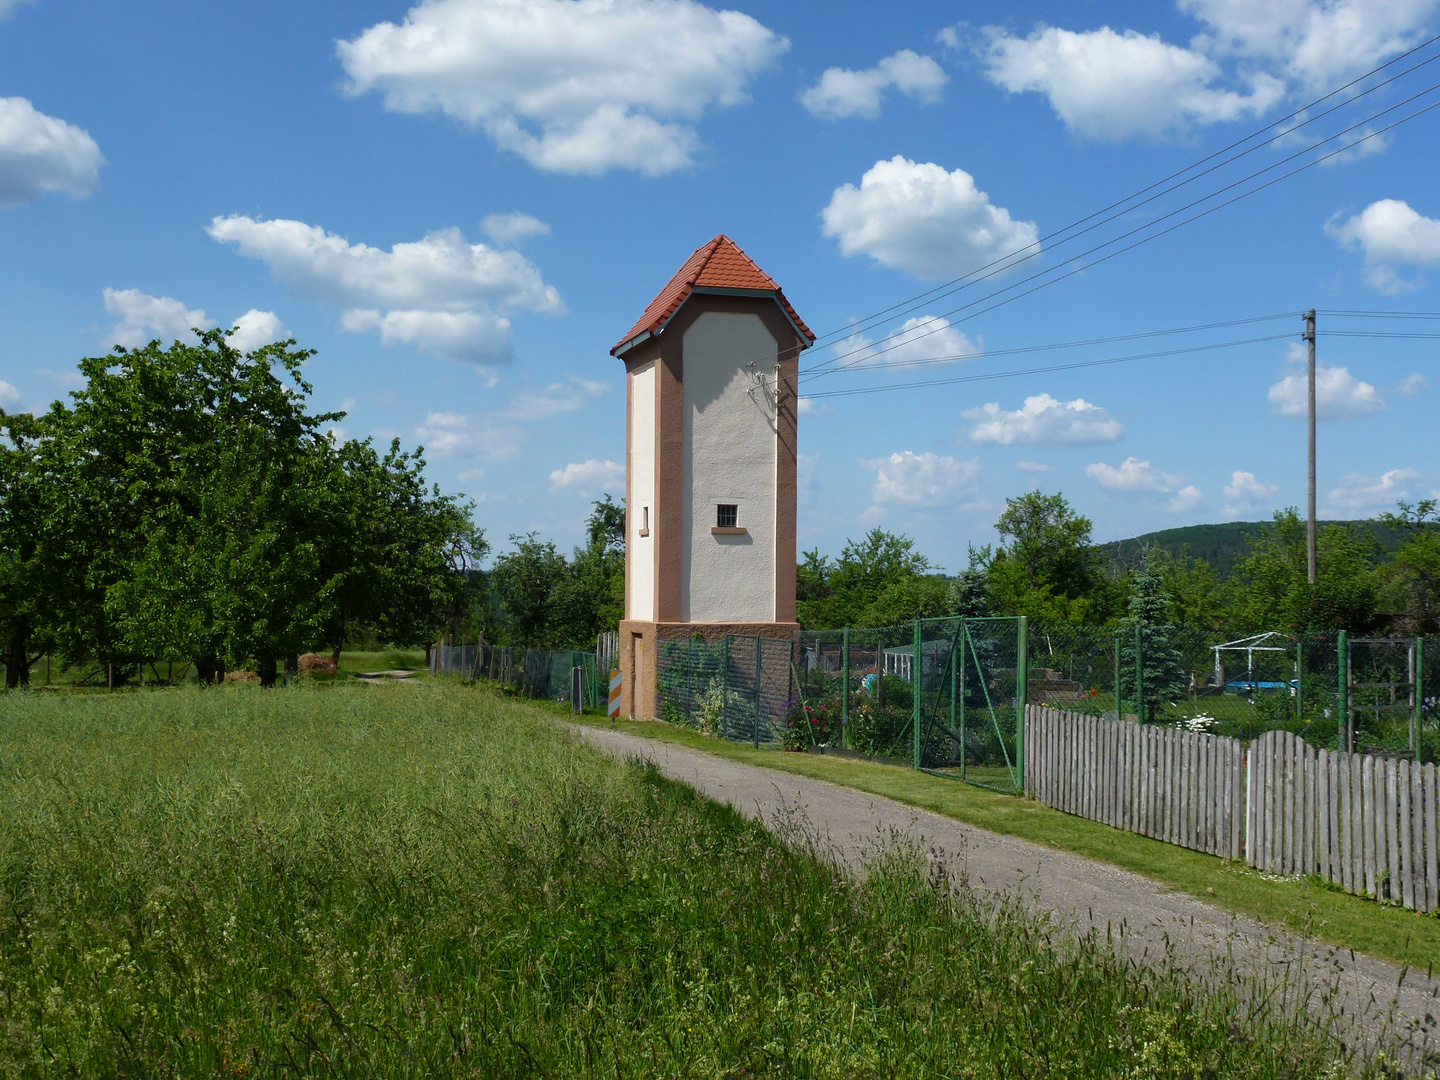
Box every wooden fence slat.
[1363,754,1377,898]
[1351,752,1364,895]
[1422,766,1434,915]
[1385,758,1400,905]
[1318,750,1331,881]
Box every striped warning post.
[608,670,622,718]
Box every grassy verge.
[0,682,1353,1076]
[571,713,1440,970]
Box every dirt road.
[572,723,1440,1071]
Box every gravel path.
[571,723,1440,1072]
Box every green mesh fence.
[464,645,604,709]
[656,634,796,745]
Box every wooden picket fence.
[1023,707,1440,913]
[1025,705,1245,859]
[1248,729,1440,912]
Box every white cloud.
[1086,455,1202,511]
[837,314,981,369]
[1398,373,1428,396]
[0,380,19,409]
[801,49,947,120]
[1015,460,1054,472]
[502,376,610,421]
[342,308,514,367]
[481,212,550,245]
[1222,469,1278,516]
[414,411,522,461]
[796,397,830,417]
[967,2,1437,142]
[227,309,290,352]
[549,458,623,495]
[1326,467,1439,513]
[0,97,103,207]
[962,392,1123,445]
[1268,352,1386,420]
[1180,0,1440,93]
[862,450,980,509]
[822,157,1039,281]
[209,215,562,367]
[104,288,207,348]
[337,0,787,175]
[977,25,1282,141]
[1327,200,1440,293]
[0,0,34,17]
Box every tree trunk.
[284,655,299,678]
[257,656,278,687]
[4,629,27,689]
[196,658,219,685]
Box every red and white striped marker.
[608,670,622,718]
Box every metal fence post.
[912,620,922,770]
[1337,629,1349,752]
[1295,640,1303,721]
[1413,636,1424,754]
[1134,623,1145,724]
[753,636,762,749]
[842,627,850,750]
[1016,616,1028,790]
[1113,631,1122,721]
[959,620,968,782]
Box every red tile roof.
[612,235,814,355]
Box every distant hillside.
[1100,520,1417,579]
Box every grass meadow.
[0,682,1357,1077]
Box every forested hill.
[1101,520,1419,578]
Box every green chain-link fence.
[656,634,796,745]
[434,644,605,709]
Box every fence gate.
[918,617,1025,793]
[1346,636,1423,754]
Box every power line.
[797,32,1440,357]
[800,86,1440,382]
[1320,330,1440,339]
[813,312,1300,376]
[799,333,1296,401]
[1318,309,1440,319]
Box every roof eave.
[656,287,814,350]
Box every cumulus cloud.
[1015,460,1054,472]
[337,0,787,175]
[0,96,103,207]
[481,211,550,245]
[1327,199,1440,293]
[1326,467,1438,513]
[962,393,1123,445]
[501,376,610,420]
[209,215,562,367]
[103,289,208,349]
[837,314,981,369]
[1398,373,1428,396]
[822,156,1039,280]
[1268,352,1386,420]
[1086,455,1202,511]
[801,49,947,120]
[1223,469,1278,517]
[103,289,289,354]
[227,309,291,352]
[963,0,1437,141]
[796,397,830,417]
[862,450,980,509]
[0,380,19,409]
[414,411,523,461]
[977,25,1281,141]
[549,458,623,495]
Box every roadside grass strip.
[0,683,1359,1076]
[573,713,1440,972]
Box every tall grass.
[0,683,1353,1077]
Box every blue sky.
[1,0,1436,571]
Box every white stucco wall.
[681,312,777,622]
[627,360,655,621]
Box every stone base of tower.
[617,620,801,720]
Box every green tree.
[1121,548,1187,721]
[1225,508,1379,632]
[0,410,63,686]
[986,491,1118,623]
[1378,499,1440,634]
[797,528,949,628]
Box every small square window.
[716,504,738,529]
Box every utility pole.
[1304,309,1317,585]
